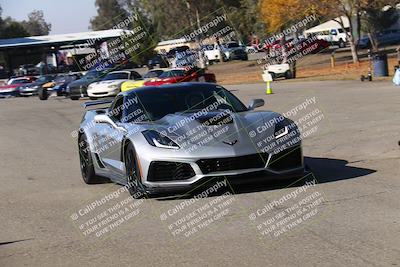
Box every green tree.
[2,17,29,38]
[21,10,51,36]
[90,0,129,30]
[361,1,399,52]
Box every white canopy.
[304,16,350,34]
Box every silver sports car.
[78,83,304,197]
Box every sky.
[0,0,98,34]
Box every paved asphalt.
[0,80,399,266]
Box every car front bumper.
[140,145,304,194]
[19,88,39,96]
[88,87,119,98]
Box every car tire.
[124,142,146,199]
[70,96,79,100]
[38,87,48,100]
[78,134,101,184]
[285,71,293,79]
[338,39,345,48]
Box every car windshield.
[55,75,67,82]
[144,70,164,78]
[158,70,186,78]
[103,72,129,80]
[11,79,29,84]
[124,85,248,122]
[83,71,101,80]
[226,43,239,48]
[37,76,53,82]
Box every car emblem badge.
[223,140,238,146]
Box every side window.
[110,97,124,122]
[130,71,142,80]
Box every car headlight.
[32,85,39,89]
[142,130,179,149]
[274,118,292,139]
[108,84,118,89]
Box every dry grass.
[210,52,398,85]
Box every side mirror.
[94,114,127,133]
[248,99,265,110]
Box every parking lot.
[0,80,399,266]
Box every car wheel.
[124,142,146,199]
[70,96,79,100]
[338,39,345,48]
[38,88,48,100]
[78,134,101,184]
[285,71,293,79]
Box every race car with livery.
[143,68,216,86]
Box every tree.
[90,0,129,30]
[21,10,51,36]
[227,0,267,42]
[2,17,29,39]
[361,1,399,52]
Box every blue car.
[358,29,400,49]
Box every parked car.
[7,76,37,85]
[121,69,165,92]
[173,50,199,68]
[358,29,400,49]
[144,68,216,86]
[77,83,305,197]
[202,44,227,63]
[0,76,37,97]
[68,70,109,100]
[87,70,142,99]
[147,54,169,69]
[17,74,56,96]
[166,46,190,59]
[38,73,82,100]
[16,64,39,76]
[222,42,248,61]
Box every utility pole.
[185,1,206,69]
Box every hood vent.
[196,112,233,126]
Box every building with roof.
[0,29,134,77]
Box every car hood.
[69,79,96,87]
[124,110,295,157]
[90,79,127,86]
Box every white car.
[202,44,226,63]
[87,70,142,99]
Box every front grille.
[197,153,268,174]
[147,161,195,182]
[268,146,302,171]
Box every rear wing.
[82,99,113,109]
